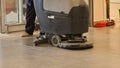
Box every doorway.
[106,0,110,20]
[0,0,1,32]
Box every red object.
[106,20,115,26]
[94,22,107,28]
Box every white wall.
[110,0,120,3]
[93,0,106,21]
[93,0,120,21]
[110,0,120,19]
[110,3,120,19]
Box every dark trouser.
[25,1,36,35]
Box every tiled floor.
[0,22,120,68]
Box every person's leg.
[25,1,36,35]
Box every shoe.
[34,35,48,46]
[21,32,33,37]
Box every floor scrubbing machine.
[33,0,93,49]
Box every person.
[68,0,89,40]
[22,0,36,37]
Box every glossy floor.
[0,22,120,68]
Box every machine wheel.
[50,35,61,47]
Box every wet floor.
[0,26,120,68]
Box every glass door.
[0,0,26,33]
[22,0,26,23]
[18,0,26,23]
[5,0,18,24]
[5,0,25,24]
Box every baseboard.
[6,24,25,33]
